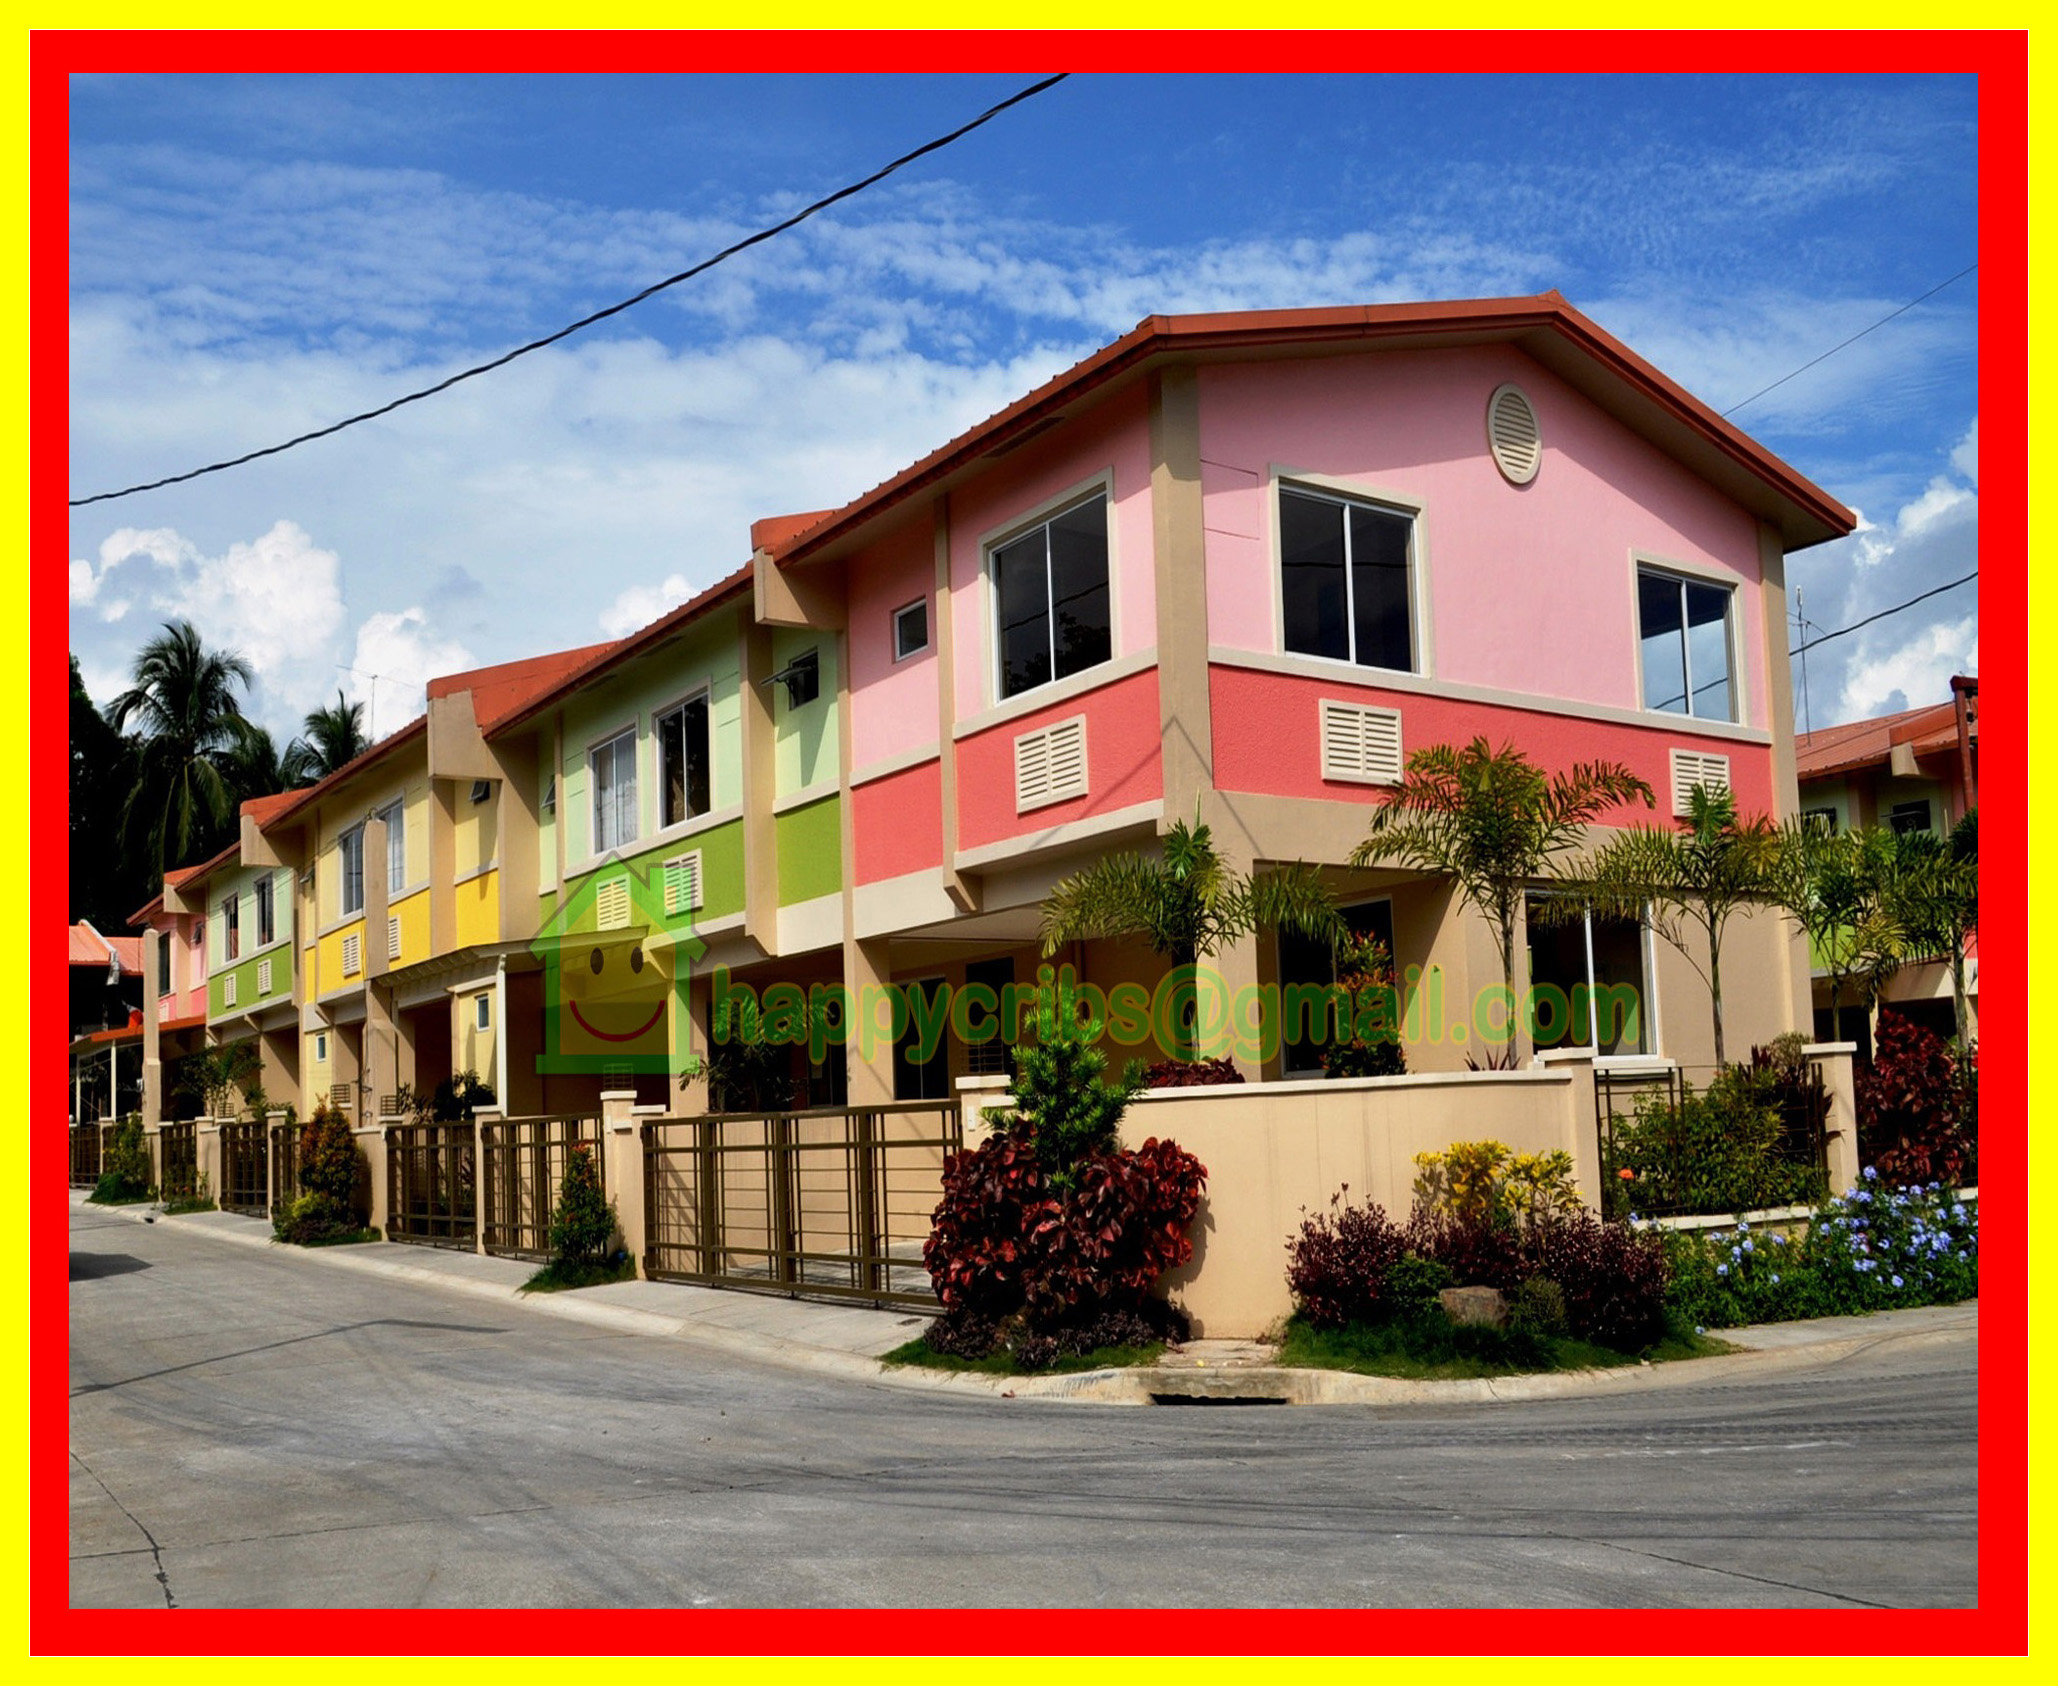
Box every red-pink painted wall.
[946,383,1157,723]
[852,757,945,884]
[145,912,209,1022]
[1197,345,1773,726]
[846,518,939,771]
[956,668,1164,853]
[1210,665,1775,822]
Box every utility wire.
[71,73,1072,509]
[1722,261,1977,419]
[1788,570,1977,657]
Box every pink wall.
[146,912,209,1021]
[1211,665,1775,823]
[1198,346,1772,724]
[852,758,945,884]
[947,383,1157,723]
[956,668,1164,853]
[846,518,940,771]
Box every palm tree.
[283,690,369,785]
[1350,737,1653,1064]
[108,621,258,882]
[1564,784,1782,1068]
[1039,817,1344,1056]
[222,721,289,804]
[1770,816,1903,1039]
[1881,812,1979,1043]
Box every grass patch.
[1277,1311,1734,1381]
[161,1196,217,1216]
[882,1336,1165,1377]
[520,1256,637,1293]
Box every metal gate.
[642,1101,959,1309]
[219,1120,269,1216]
[480,1116,604,1259]
[385,1122,476,1249]
[156,1122,197,1202]
[269,1121,302,1216]
[69,1124,102,1187]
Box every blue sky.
[68,72,1979,743]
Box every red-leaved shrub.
[1284,1193,1409,1327]
[1524,1213,1670,1349]
[1143,1057,1245,1088]
[1858,1013,1978,1188]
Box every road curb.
[79,1195,1976,1408]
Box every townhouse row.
[131,292,1857,1133]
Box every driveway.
[68,1202,1977,1608]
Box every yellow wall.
[454,987,498,1083]
[389,887,431,969]
[454,786,499,879]
[303,1030,331,1114]
[454,868,501,949]
[315,918,367,998]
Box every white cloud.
[149,520,349,715]
[347,607,473,740]
[599,572,696,640]
[1950,416,1977,486]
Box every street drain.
[1148,1392,1291,1406]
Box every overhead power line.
[1788,570,1978,658]
[1722,261,1977,419]
[71,73,1072,509]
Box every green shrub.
[1413,1140,1582,1230]
[1007,1029,1147,1185]
[548,1145,618,1267]
[1508,1275,1568,1339]
[273,1190,357,1246]
[1319,934,1406,1079]
[90,1117,152,1202]
[298,1107,363,1211]
[1383,1253,1454,1321]
[1609,1065,1826,1218]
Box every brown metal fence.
[642,1101,959,1309]
[480,1116,604,1259]
[385,1122,476,1249]
[269,1122,302,1216]
[156,1122,197,1202]
[1596,1059,1830,1219]
[69,1124,103,1187]
[220,1120,269,1216]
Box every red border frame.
[36,33,2025,1653]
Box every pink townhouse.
[742,296,1853,1099]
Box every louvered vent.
[1487,384,1542,485]
[257,958,272,997]
[663,852,703,916]
[1320,700,1404,786]
[223,972,238,1008]
[331,1083,353,1111]
[340,931,361,977]
[387,916,402,960]
[596,876,632,931]
[1015,716,1089,813]
[1671,749,1732,816]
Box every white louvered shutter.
[341,931,361,977]
[223,973,238,1008]
[596,876,632,931]
[663,852,703,916]
[387,916,402,959]
[1320,700,1404,786]
[1670,749,1732,816]
[257,958,272,997]
[1014,716,1089,813]
[1487,384,1542,485]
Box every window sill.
[953,646,1157,740]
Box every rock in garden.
[1438,1285,1507,1327]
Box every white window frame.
[588,726,640,857]
[980,472,1118,708]
[652,685,713,832]
[1633,557,1744,726]
[475,993,491,1032]
[892,597,929,662]
[315,1031,329,1063]
[221,893,240,964]
[1266,467,1431,678]
[338,825,365,918]
[1524,894,1660,1061]
[379,800,406,895]
[255,875,276,948]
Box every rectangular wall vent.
[596,876,632,931]
[223,973,238,1008]
[1014,716,1089,813]
[663,852,703,916]
[387,915,402,960]
[1671,749,1733,817]
[256,958,272,997]
[340,931,361,977]
[1319,700,1404,786]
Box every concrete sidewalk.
[74,1191,1977,1407]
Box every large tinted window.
[1525,899,1647,1057]
[1638,569,1734,722]
[993,494,1111,700]
[1280,487,1415,671]
[658,695,710,828]
[590,731,638,855]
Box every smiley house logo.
[531,860,704,1076]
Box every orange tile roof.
[69,922,142,974]
[1797,697,1978,782]
[427,639,619,734]
[762,293,1857,572]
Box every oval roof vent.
[1487,383,1542,485]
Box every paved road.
[68,1203,1978,1609]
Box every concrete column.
[1805,1041,1861,1193]
[107,1042,120,1122]
[1532,1047,1602,1210]
[843,935,896,1105]
[353,1123,387,1232]
[142,931,162,1129]
[197,1118,223,1203]
[466,1108,496,1255]
[599,1090,643,1271]
[956,1073,1010,1149]
[1150,364,1213,823]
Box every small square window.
[475,994,492,1031]
[315,1032,329,1063]
[1889,799,1934,836]
[1802,807,1839,835]
[469,779,493,805]
[893,599,929,661]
